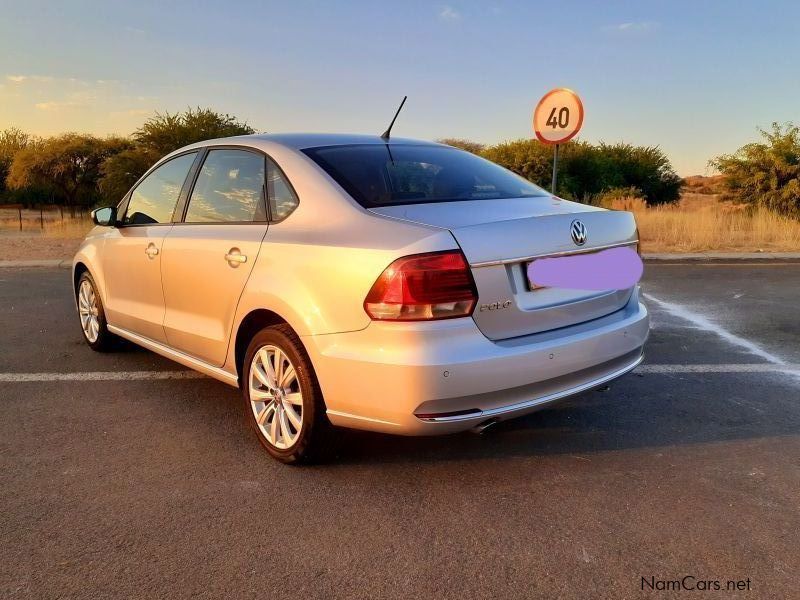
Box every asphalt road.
[1,264,799,599]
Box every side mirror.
[91,206,117,227]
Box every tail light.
[364,250,478,321]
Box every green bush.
[711,122,800,217]
[480,138,681,205]
[481,139,553,186]
[591,143,682,205]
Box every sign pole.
[551,144,559,195]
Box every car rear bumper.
[303,287,649,435]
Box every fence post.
[40,207,44,230]
[18,208,22,231]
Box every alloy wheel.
[249,345,303,449]
[78,279,100,343]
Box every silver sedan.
[73,134,649,463]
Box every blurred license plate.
[525,251,598,290]
[526,246,643,291]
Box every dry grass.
[48,218,93,238]
[613,193,800,253]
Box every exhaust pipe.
[471,418,499,435]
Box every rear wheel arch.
[235,309,303,384]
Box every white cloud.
[7,74,54,84]
[35,101,68,111]
[439,5,461,22]
[609,21,659,34]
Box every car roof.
[193,133,443,151]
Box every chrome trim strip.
[470,240,638,268]
[325,409,401,427]
[417,353,644,423]
[107,325,239,388]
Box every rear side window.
[124,152,197,224]
[185,149,267,223]
[302,144,548,208]
[266,157,299,221]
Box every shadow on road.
[326,372,800,465]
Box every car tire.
[241,324,333,464]
[76,271,116,352]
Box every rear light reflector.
[364,251,478,321]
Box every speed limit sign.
[533,88,584,145]
[533,88,584,194]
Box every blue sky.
[1,0,798,175]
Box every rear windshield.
[302,144,549,207]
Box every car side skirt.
[108,325,239,388]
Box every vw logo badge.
[570,220,587,246]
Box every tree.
[7,134,131,207]
[99,107,257,202]
[711,122,800,217]
[436,138,486,154]
[0,127,37,196]
[99,147,161,204]
[134,107,256,155]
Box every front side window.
[302,144,549,208]
[185,149,267,223]
[123,152,197,225]
[267,157,299,221]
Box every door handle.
[145,243,159,259]
[225,248,247,267]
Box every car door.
[102,151,199,343]
[160,147,270,366]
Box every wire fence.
[0,205,92,235]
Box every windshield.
[302,144,549,207]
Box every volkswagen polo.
[73,134,649,463]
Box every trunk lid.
[370,198,639,340]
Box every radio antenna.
[380,96,407,140]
